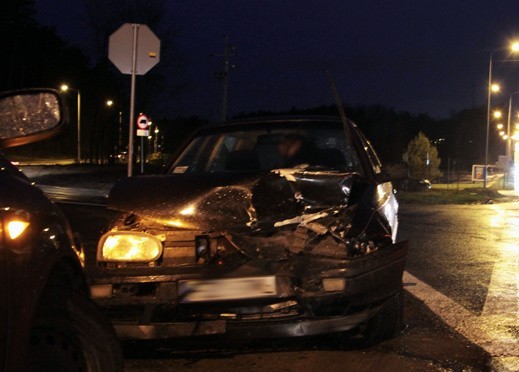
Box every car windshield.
[170,121,362,174]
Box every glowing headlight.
[6,220,30,240]
[97,232,162,262]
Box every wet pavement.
[401,203,519,371]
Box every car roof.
[225,115,341,125]
[197,116,347,133]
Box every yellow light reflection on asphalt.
[515,145,519,192]
[489,208,505,227]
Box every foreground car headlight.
[7,220,30,240]
[97,231,162,262]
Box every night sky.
[35,0,519,120]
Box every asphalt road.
[54,201,519,371]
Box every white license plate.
[179,276,277,303]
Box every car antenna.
[326,70,355,147]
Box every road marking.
[404,271,519,370]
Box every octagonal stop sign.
[108,23,160,75]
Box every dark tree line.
[1,0,503,171]
[235,104,501,171]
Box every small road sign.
[136,114,149,130]
[136,114,149,137]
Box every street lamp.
[485,43,519,187]
[505,92,519,161]
[153,128,159,153]
[491,84,501,92]
[60,84,81,164]
[104,100,124,158]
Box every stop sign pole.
[108,23,160,176]
[128,24,138,177]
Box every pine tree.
[406,132,442,180]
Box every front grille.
[152,299,302,323]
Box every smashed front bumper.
[90,241,408,340]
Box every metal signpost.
[108,23,160,176]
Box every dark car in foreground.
[0,89,122,371]
[91,116,408,344]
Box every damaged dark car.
[91,116,408,344]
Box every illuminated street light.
[106,100,114,107]
[491,84,501,92]
[505,91,519,161]
[493,110,503,118]
[497,123,504,129]
[60,83,81,164]
[503,134,509,140]
[485,42,519,187]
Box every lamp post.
[154,128,159,153]
[505,92,519,160]
[60,84,81,164]
[485,54,499,188]
[104,100,124,158]
[484,41,519,187]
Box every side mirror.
[0,89,66,148]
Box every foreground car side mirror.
[0,89,66,148]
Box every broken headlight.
[97,231,162,262]
[195,235,210,262]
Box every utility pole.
[118,111,123,154]
[213,35,235,123]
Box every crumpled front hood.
[108,172,301,230]
[108,170,354,231]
